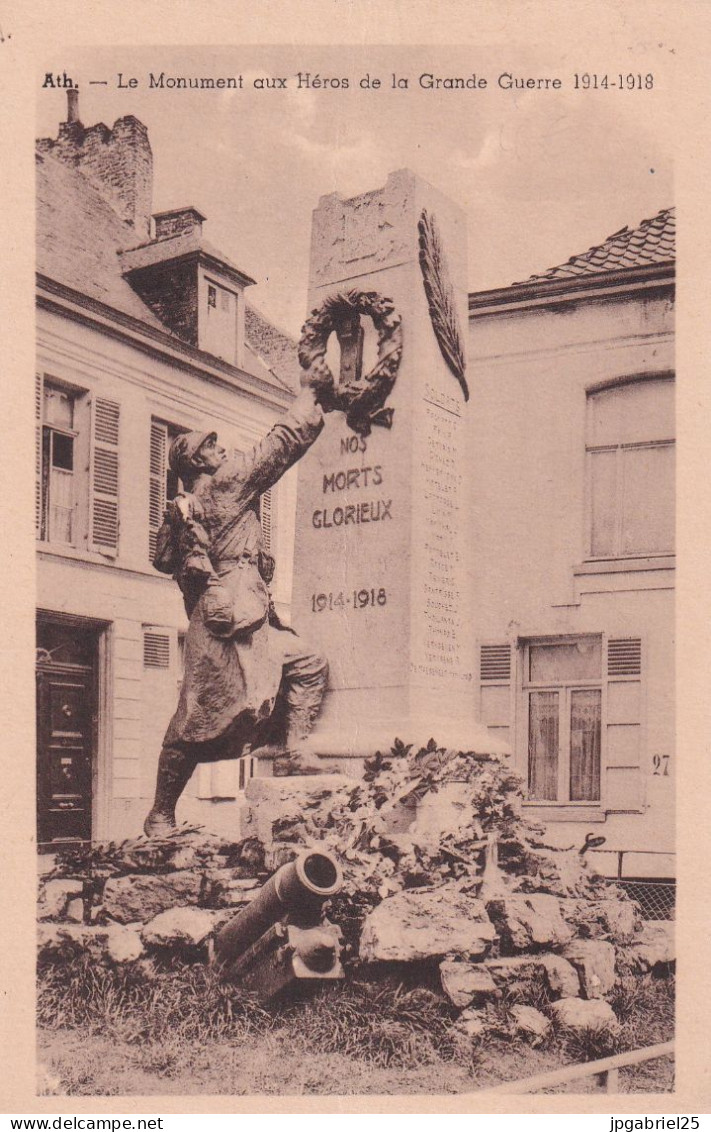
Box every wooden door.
[37,665,94,844]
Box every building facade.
[36,98,302,844]
[468,210,675,890]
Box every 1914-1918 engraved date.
[574,73,654,89]
[311,589,387,612]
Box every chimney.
[153,207,206,241]
[66,87,80,124]
[36,109,154,238]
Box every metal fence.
[613,878,675,921]
[590,848,676,921]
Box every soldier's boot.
[143,745,198,837]
[274,704,326,776]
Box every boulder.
[141,906,215,949]
[551,996,619,1033]
[511,1004,550,1041]
[482,954,580,999]
[597,898,642,943]
[37,878,83,921]
[560,896,641,944]
[102,872,203,924]
[65,897,85,924]
[629,921,675,971]
[106,925,145,964]
[202,870,261,909]
[539,955,581,998]
[37,923,109,957]
[485,894,574,952]
[204,906,239,926]
[359,887,497,962]
[439,960,499,1007]
[563,939,616,998]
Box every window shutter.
[149,420,168,562]
[607,638,642,676]
[143,630,170,669]
[605,637,644,812]
[89,397,120,553]
[260,487,272,553]
[35,373,43,537]
[480,644,511,682]
[479,643,512,743]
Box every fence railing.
[588,849,676,920]
[476,1040,674,1095]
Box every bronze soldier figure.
[144,378,331,838]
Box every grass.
[37,955,675,1097]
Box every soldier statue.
[144,372,331,838]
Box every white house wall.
[468,289,675,875]
[37,306,295,839]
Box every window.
[149,419,188,561]
[505,634,645,817]
[202,276,238,363]
[38,382,76,544]
[586,376,674,558]
[36,376,120,554]
[524,637,602,803]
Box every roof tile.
[520,206,675,283]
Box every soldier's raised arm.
[214,372,332,501]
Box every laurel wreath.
[298,289,403,437]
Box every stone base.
[251,752,365,779]
[301,710,510,763]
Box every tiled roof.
[36,147,298,391]
[522,207,675,283]
[36,151,167,330]
[244,305,302,394]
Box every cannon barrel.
[214,849,343,971]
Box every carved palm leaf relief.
[417,209,469,402]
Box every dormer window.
[202,275,239,364]
[120,206,254,367]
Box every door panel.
[37,668,93,843]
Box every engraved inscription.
[415,390,472,682]
[311,588,388,612]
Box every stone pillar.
[292,169,507,764]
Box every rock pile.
[37,827,265,966]
[38,739,674,1038]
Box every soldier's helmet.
[168,430,217,479]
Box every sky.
[36,45,674,337]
